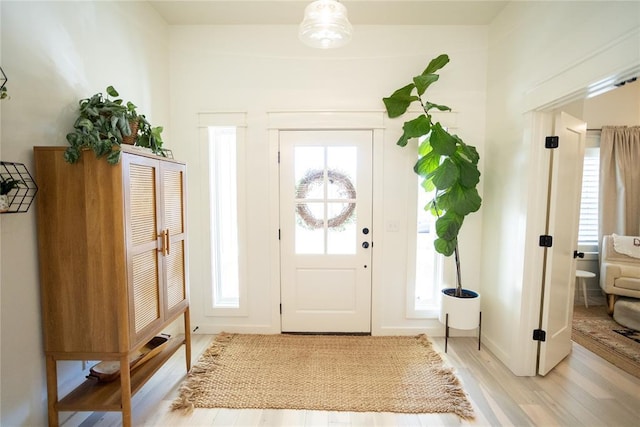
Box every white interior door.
[538,112,586,375]
[279,130,373,333]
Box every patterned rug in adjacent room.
[572,305,640,379]
[172,333,474,420]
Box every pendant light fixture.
[299,0,353,49]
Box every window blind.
[578,148,599,247]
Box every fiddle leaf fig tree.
[382,54,481,296]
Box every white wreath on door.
[295,169,356,230]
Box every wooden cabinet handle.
[157,230,168,256]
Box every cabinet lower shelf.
[56,337,186,412]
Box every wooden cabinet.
[33,146,191,427]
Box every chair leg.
[581,278,588,308]
[606,294,616,315]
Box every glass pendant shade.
[299,0,353,49]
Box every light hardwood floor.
[64,333,640,427]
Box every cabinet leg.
[184,307,192,371]
[45,355,59,427]
[120,356,132,427]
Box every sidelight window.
[206,123,248,316]
[209,127,240,308]
[411,179,443,317]
[407,168,444,318]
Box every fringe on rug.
[416,334,476,421]
[171,332,235,414]
[415,333,448,365]
[439,368,476,420]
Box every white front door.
[538,112,586,375]
[279,130,373,333]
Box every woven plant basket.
[122,119,139,145]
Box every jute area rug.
[172,333,474,420]
[572,304,640,379]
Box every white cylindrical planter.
[439,288,481,330]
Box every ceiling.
[147,0,509,26]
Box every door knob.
[573,250,585,259]
[362,242,370,249]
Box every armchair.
[600,235,640,314]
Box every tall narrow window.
[414,179,443,312]
[577,136,600,252]
[209,127,240,308]
[407,148,444,318]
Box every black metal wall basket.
[1,161,38,213]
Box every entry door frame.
[267,111,385,333]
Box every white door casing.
[537,112,586,375]
[279,130,373,333]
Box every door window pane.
[293,145,358,255]
[295,147,324,193]
[327,146,357,189]
[327,203,356,254]
[295,202,325,254]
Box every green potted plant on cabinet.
[65,86,166,164]
[382,54,482,336]
[0,176,24,212]
[64,86,131,165]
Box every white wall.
[169,25,488,336]
[482,1,640,375]
[0,1,169,425]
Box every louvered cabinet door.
[123,154,163,346]
[160,162,188,317]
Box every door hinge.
[278,151,281,163]
[279,303,282,314]
[533,329,547,342]
[278,229,281,240]
[545,136,559,149]
[539,235,553,247]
